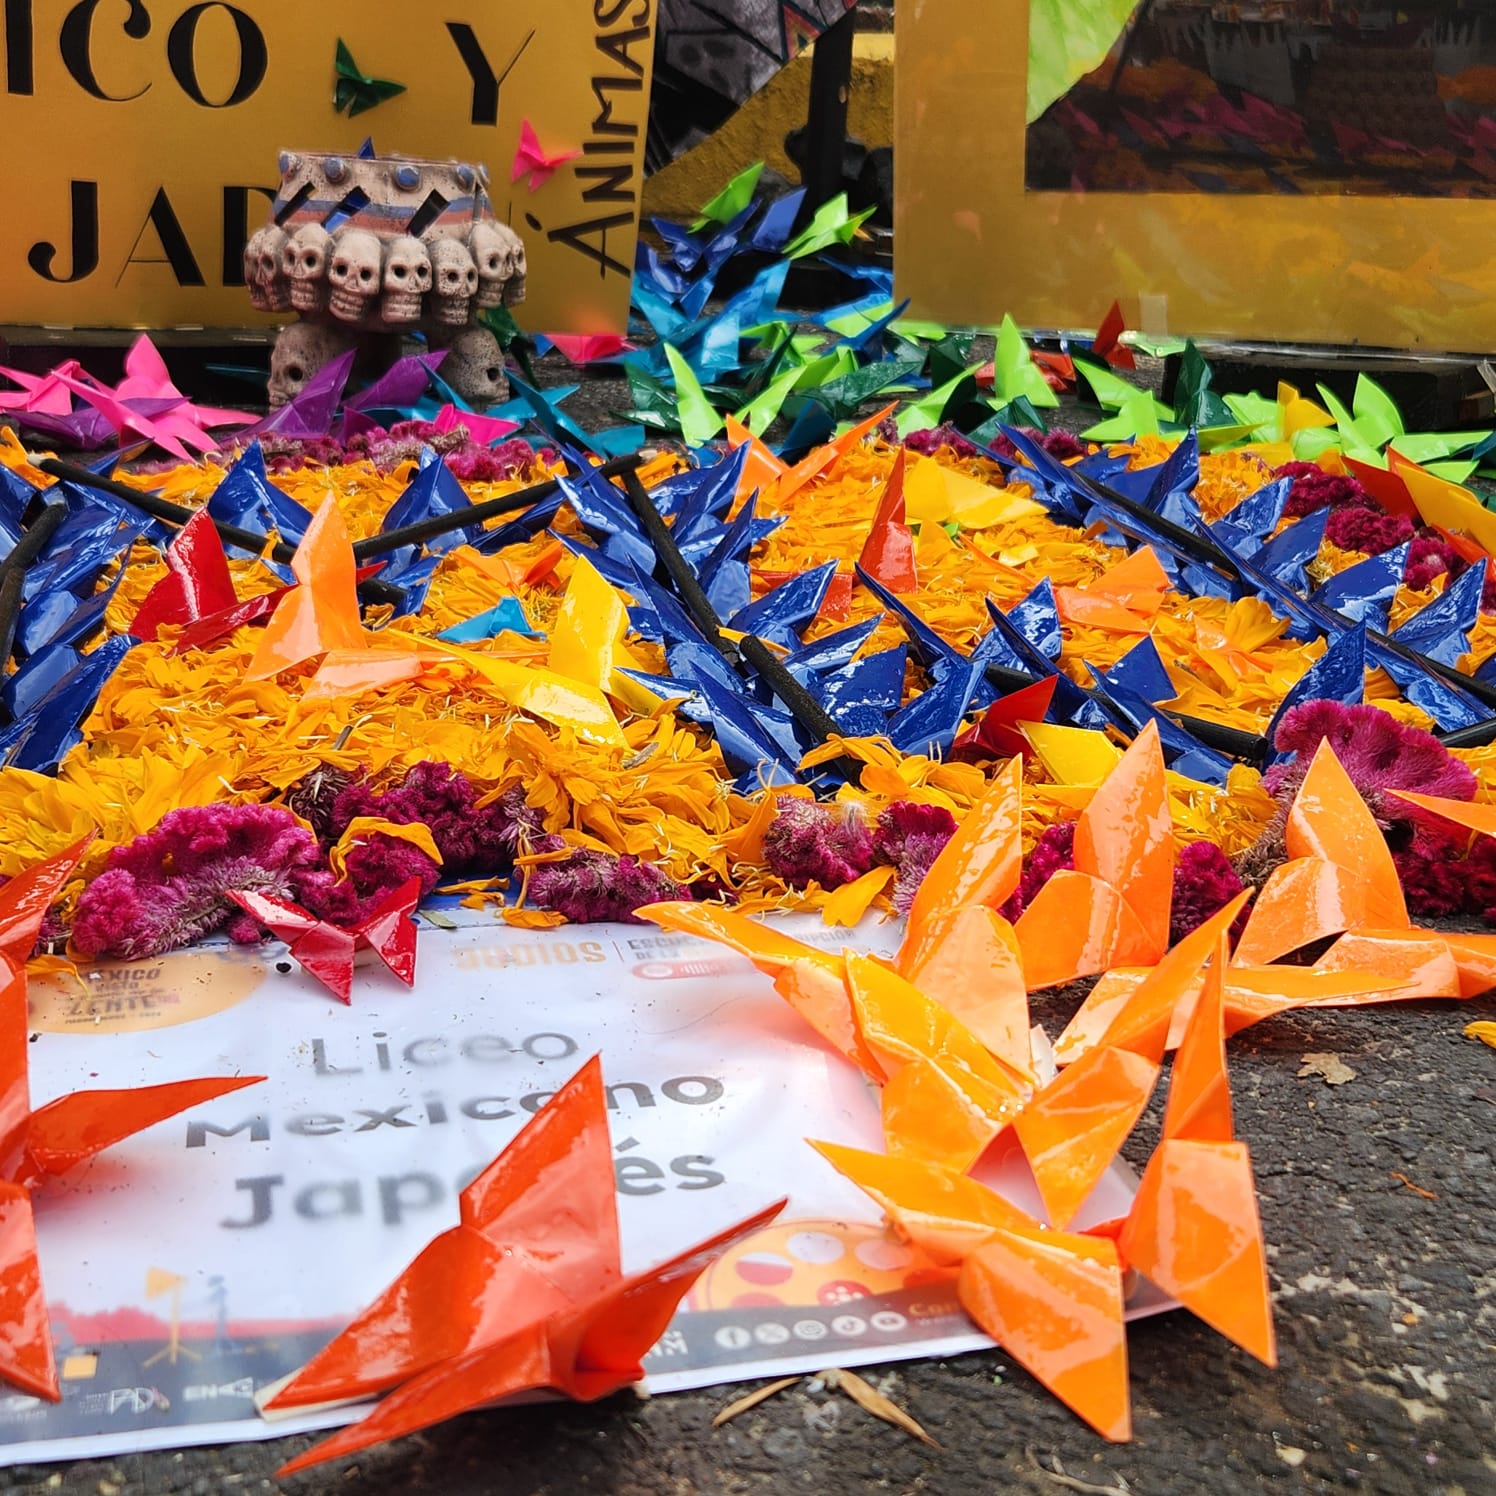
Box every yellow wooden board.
[895,0,1496,353]
[0,0,654,332]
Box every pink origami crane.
[0,843,263,1399]
[512,120,581,190]
[268,1055,785,1475]
[227,879,422,1004]
[1,337,254,462]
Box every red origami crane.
[227,879,422,1004]
[857,449,917,593]
[0,842,263,1399]
[268,1055,785,1475]
[130,509,239,642]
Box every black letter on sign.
[59,0,151,101]
[221,1174,283,1228]
[118,188,205,286]
[445,22,533,127]
[167,3,266,107]
[27,180,99,283]
[5,0,35,95]
[221,184,275,284]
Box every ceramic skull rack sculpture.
[245,149,527,409]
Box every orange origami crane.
[268,1056,785,1475]
[1223,743,1496,1009]
[246,496,365,679]
[813,929,1274,1444]
[0,843,263,1399]
[813,1142,1133,1441]
[1015,722,1174,988]
[1054,547,1171,634]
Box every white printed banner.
[3,913,1163,1464]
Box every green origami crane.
[334,40,407,118]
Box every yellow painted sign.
[0,0,654,332]
[896,0,1496,353]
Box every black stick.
[0,500,67,672]
[38,457,404,611]
[38,457,300,565]
[621,469,864,779]
[352,451,644,561]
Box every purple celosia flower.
[1262,701,1477,824]
[528,849,687,924]
[1039,429,1087,460]
[1276,461,1373,518]
[871,801,958,915]
[290,833,442,927]
[1169,841,1246,945]
[763,800,877,890]
[252,425,552,482]
[902,424,981,460]
[999,821,1076,922]
[1404,533,1462,594]
[1391,832,1470,920]
[71,804,322,960]
[330,763,543,877]
[1324,505,1413,557]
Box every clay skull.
[426,238,478,326]
[467,221,524,310]
[284,224,332,313]
[268,322,348,407]
[327,228,382,323]
[502,237,528,307]
[380,235,431,324]
[245,225,290,312]
[436,326,509,408]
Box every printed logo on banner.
[689,1218,951,1312]
[28,947,267,1033]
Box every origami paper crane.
[246,497,365,679]
[129,509,237,641]
[333,39,407,117]
[813,1142,1133,1440]
[1014,722,1174,989]
[227,879,422,1005]
[1116,931,1276,1369]
[2,339,254,461]
[0,842,263,1399]
[857,450,917,593]
[512,119,582,190]
[268,1056,785,1475]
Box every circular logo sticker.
[29,947,268,1034]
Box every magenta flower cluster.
[526,848,687,924]
[259,423,553,484]
[1275,461,1484,604]
[71,804,322,960]
[993,820,1246,944]
[760,796,963,914]
[1253,698,1496,925]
